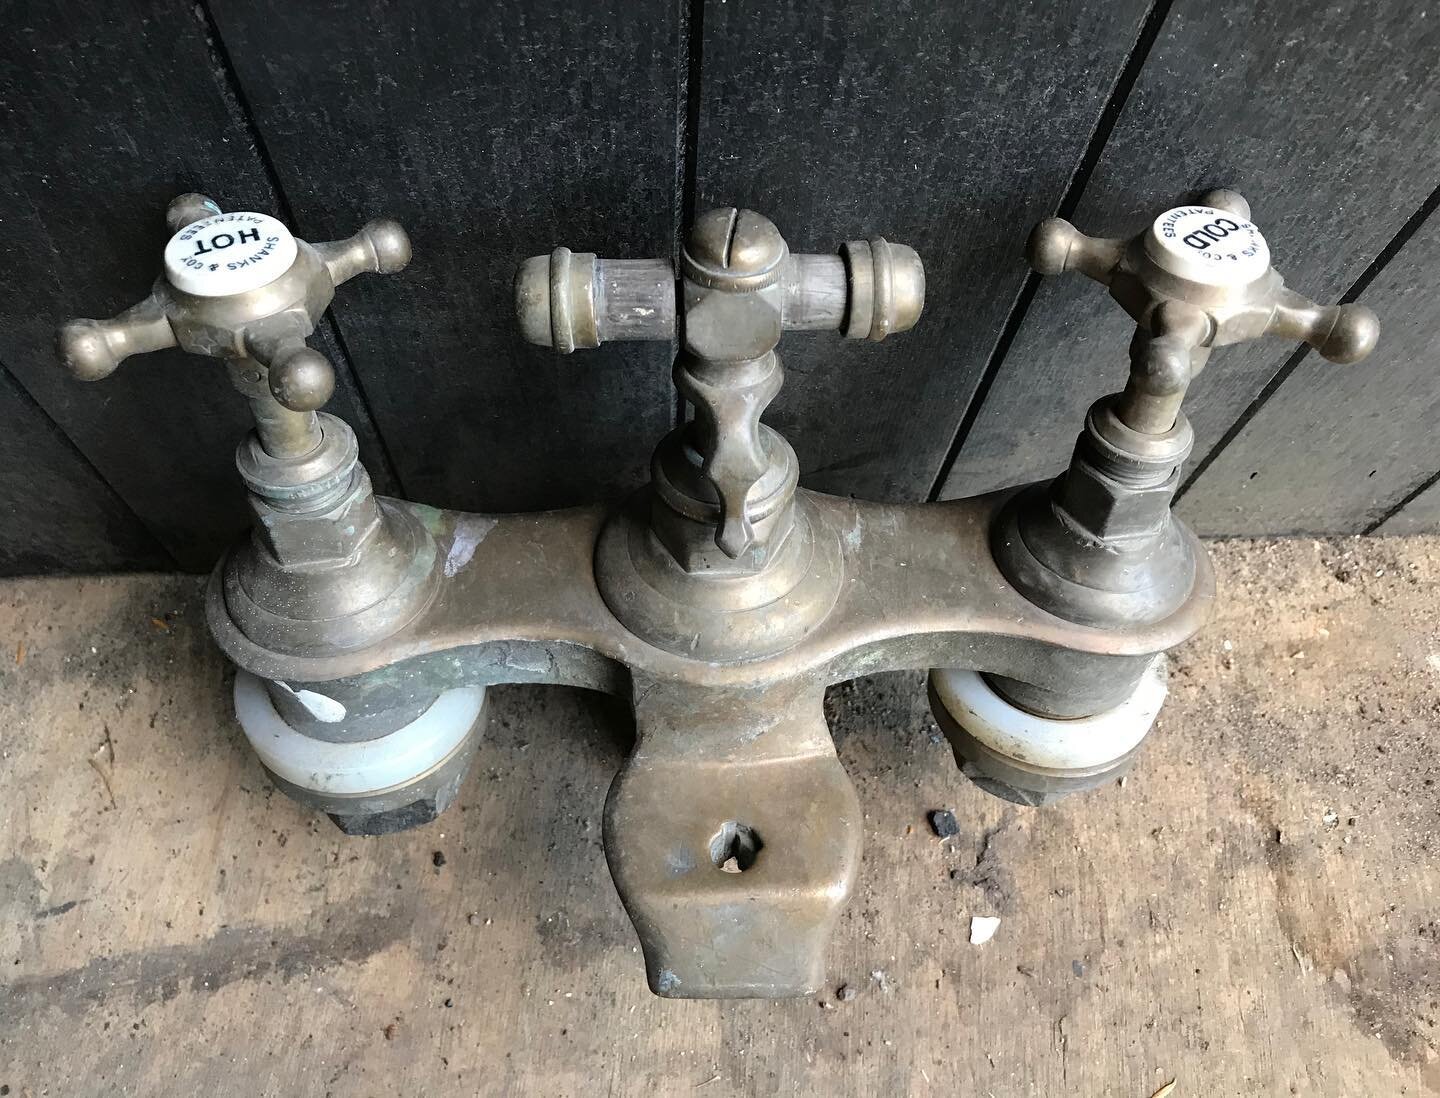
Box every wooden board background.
[690,0,1154,501]
[3,536,1438,1095]
[0,0,397,571]
[1176,202,1440,536]
[936,0,1440,532]
[206,0,685,513]
[5,0,1440,576]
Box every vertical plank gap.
[194,0,406,498]
[0,359,177,570]
[674,0,706,429]
[1179,176,1440,504]
[1366,467,1440,533]
[925,0,1176,501]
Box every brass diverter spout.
[57,192,1371,1000]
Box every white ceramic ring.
[233,671,485,795]
[930,656,1166,772]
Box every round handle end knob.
[1197,188,1251,221]
[267,347,335,411]
[841,238,925,341]
[1026,218,1085,276]
[57,319,120,381]
[883,243,926,337]
[514,247,598,353]
[361,218,411,274]
[1319,303,1380,365]
[1128,332,1192,398]
[514,254,554,347]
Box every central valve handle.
[516,208,925,558]
[1028,189,1379,433]
[58,193,410,457]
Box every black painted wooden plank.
[0,366,170,576]
[693,0,1153,501]
[941,0,1440,527]
[207,0,683,513]
[1375,476,1440,536]
[1179,206,1440,535]
[0,0,395,572]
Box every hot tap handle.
[57,193,410,414]
[58,296,180,383]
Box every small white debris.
[1291,943,1313,974]
[1322,808,1339,828]
[969,916,1001,945]
[1222,638,1234,652]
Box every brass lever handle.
[58,193,409,454]
[515,208,925,559]
[514,251,675,352]
[514,225,924,353]
[1026,189,1379,432]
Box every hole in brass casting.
[709,821,763,873]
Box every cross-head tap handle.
[58,193,410,455]
[1026,189,1379,433]
[514,208,925,558]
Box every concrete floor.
[0,534,1437,1096]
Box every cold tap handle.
[1025,189,1378,432]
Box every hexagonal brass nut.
[682,284,783,361]
[1055,458,1178,543]
[249,475,383,567]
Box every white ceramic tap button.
[163,211,298,297]
[1145,206,1270,287]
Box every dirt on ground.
[0,535,1436,1096]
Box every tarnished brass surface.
[207,490,1212,689]
[63,195,1238,999]
[204,486,1212,997]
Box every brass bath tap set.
[59,186,1377,998]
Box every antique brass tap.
[58,191,1374,999]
